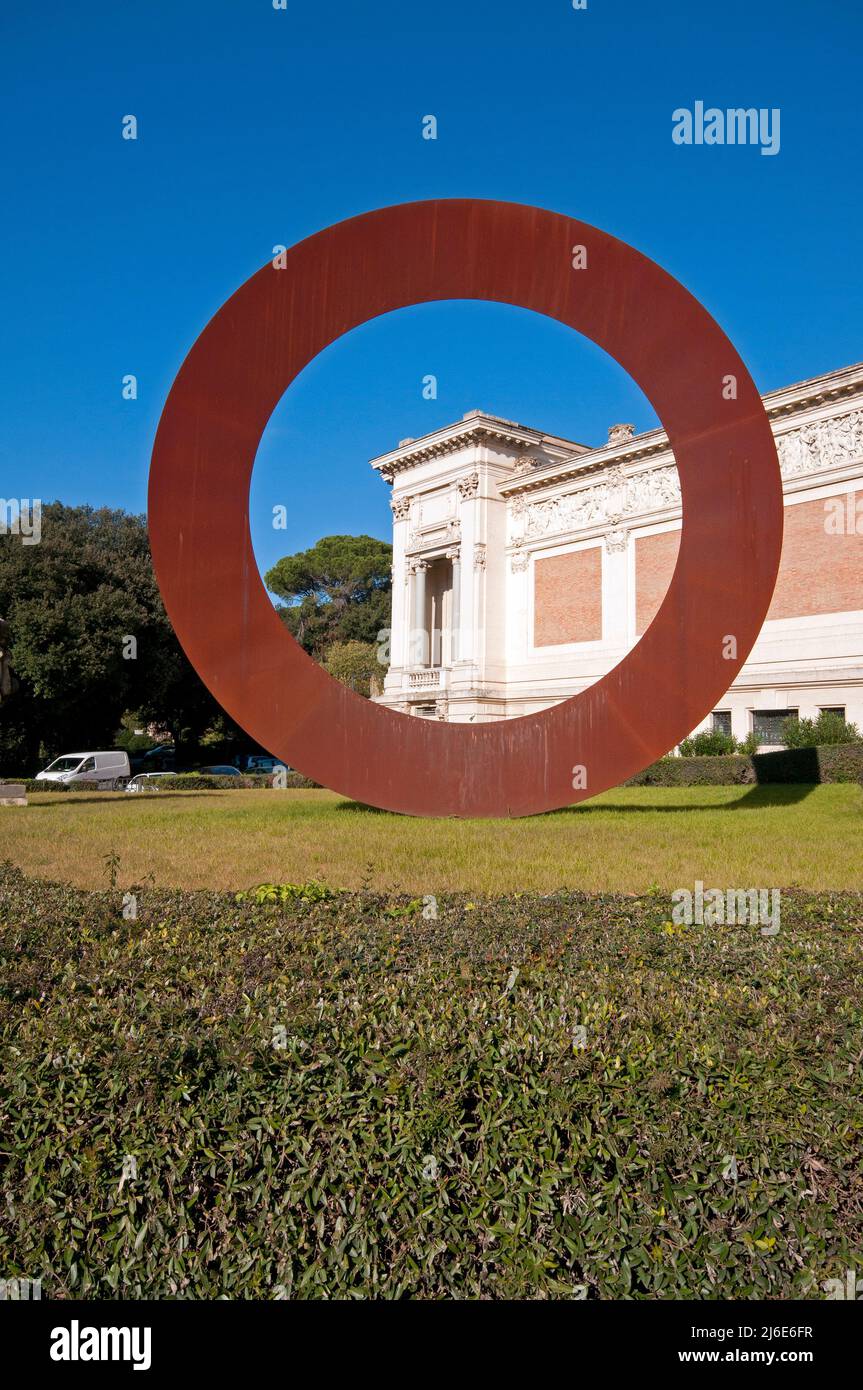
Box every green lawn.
[4,783,862,892]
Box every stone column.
[447,546,461,663]
[472,543,486,670]
[456,471,481,671]
[389,494,412,680]
[411,558,429,666]
[603,526,630,649]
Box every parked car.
[244,755,285,773]
[35,750,131,790]
[198,764,241,776]
[125,772,175,793]
[130,743,176,773]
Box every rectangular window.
[751,709,798,746]
[819,706,845,719]
[712,710,732,736]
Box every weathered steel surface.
[148,199,783,817]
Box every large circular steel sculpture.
[149,199,783,817]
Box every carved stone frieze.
[776,409,863,478]
[514,408,863,543]
[521,463,673,541]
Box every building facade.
[371,361,863,746]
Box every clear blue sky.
[2,0,860,583]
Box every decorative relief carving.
[457,472,480,499]
[608,423,635,445]
[522,464,673,541]
[510,551,530,573]
[623,467,680,517]
[408,517,460,553]
[604,527,629,554]
[512,454,540,476]
[513,409,863,545]
[776,410,863,477]
[408,557,430,575]
[391,494,412,520]
[473,543,487,570]
[604,464,627,523]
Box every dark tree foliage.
[0,504,240,773]
[265,534,392,658]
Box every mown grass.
[2,783,862,893]
[1,864,861,1299]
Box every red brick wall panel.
[534,546,602,646]
[633,498,862,633]
[767,497,862,620]
[635,529,680,635]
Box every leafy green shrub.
[236,881,335,906]
[678,730,738,757]
[782,711,862,748]
[1,864,861,1299]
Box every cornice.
[761,359,863,419]
[370,410,589,481]
[498,360,863,499]
[371,361,863,497]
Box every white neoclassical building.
[371,361,863,746]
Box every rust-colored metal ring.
[149,199,783,817]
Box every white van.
[35,751,131,790]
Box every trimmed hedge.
[25,774,320,793]
[627,756,755,787]
[1,863,862,1299]
[152,772,319,791]
[628,742,863,787]
[22,779,101,793]
[754,742,863,785]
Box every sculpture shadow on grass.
[335,783,822,818]
[24,793,217,808]
[556,783,819,815]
